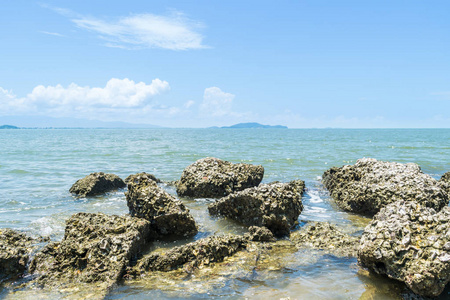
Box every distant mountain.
[0,116,161,129]
[221,122,288,129]
[0,124,19,129]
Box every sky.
[1,0,449,128]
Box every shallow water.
[0,128,449,299]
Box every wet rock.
[322,158,448,216]
[245,226,276,242]
[439,172,450,195]
[358,200,450,297]
[69,172,126,197]
[0,229,35,282]
[133,234,246,273]
[30,213,151,290]
[176,157,264,198]
[290,222,359,257]
[126,174,198,238]
[208,180,304,237]
[125,172,161,184]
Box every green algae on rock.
[0,229,36,283]
[208,180,304,237]
[358,200,450,297]
[29,213,152,291]
[126,173,198,238]
[290,222,359,257]
[176,157,264,198]
[69,172,126,197]
[322,158,448,216]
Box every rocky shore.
[1,157,449,298]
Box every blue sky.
[1,0,449,128]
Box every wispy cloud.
[0,78,171,121]
[431,91,450,100]
[39,31,65,37]
[43,4,207,50]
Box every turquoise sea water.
[0,128,449,299]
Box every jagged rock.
[358,200,450,297]
[176,157,264,198]
[133,234,246,273]
[245,226,276,242]
[125,172,161,184]
[208,180,304,237]
[322,158,448,216]
[290,222,359,257]
[439,172,450,195]
[0,229,35,282]
[126,174,197,238]
[69,172,126,197]
[29,213,151,291]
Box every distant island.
[0,125,19,129]
[219,122,288,129]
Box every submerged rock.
[176,157,264,198]
[30,213,151,290]
[322,158,448,216]
[290,222,359,257]
[208,180,304,237]
[69,172,126,197]
[126,174,198,238]
[133,234,246,273]
[358,200,450,297]
[0,229,35,282]
[125,172,161,184]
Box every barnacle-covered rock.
[208,180,304,237]
[439,171,450,195]
[29,213,151,291]
[358,200,450,297]
[133,234,246,273]
[245,226,276,242]
[125,172,161,184]
[0,229,35,282]
[69,172,126,197]
[290,222,359,257]
[126,174,197,238]
[176,157,264,198]
[322,158,448,216]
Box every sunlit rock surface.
[30,213,152,292]
[176,157,264,198]
[132,234,247,274]
[69,172,126,197]
[126,174,198,238]
[0,229,35,282]
[125,172,161,184]
[208,180,304,237]
[358,200,450,297]
[322,158,448,216]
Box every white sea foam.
[307,190,323,204]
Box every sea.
[0,128,449,299]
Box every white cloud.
[184,100,195,109]
[200,87,235,117]
[39,31,65,37]
[431,91,450,100]
[72,12,207,50]
[0,78,170,120]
